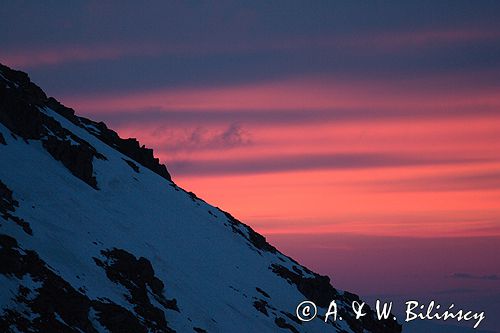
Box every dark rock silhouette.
[0,63,171,187]
[0,180,32,235]
[0,234,175,333]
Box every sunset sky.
[2,2,499,331]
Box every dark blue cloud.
[3,1,500,46]
[369,171,500,192]
[451,273,500,281]
[2,1,500,96]
[166,152,487,176]
[82,104,500,129]
[16,36,500,96]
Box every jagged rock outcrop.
[0,63,171,188]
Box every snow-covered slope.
[0,63,401,333]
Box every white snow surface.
[0,106,359,333]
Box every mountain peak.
[0,63,401,333]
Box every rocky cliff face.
[0,63,402,333]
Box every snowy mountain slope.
[0,63,402,333]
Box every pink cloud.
[0,44,162,68]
